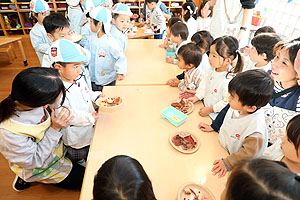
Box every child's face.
[177,54,194,70]
[48,26,72,42]
[146,2,156,10]
[37,10,50,23]
[201,2,211,18]
[281,135,300,163]
[249,46,262,63]
[112,14,130,32]
[90,18,102,33]
[56,62,82,83]
[294,50,300,78]
[228,93,256,113]
[208,44,230,69]
[271,48,298,84]
[170,33,181,44]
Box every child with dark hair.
[0,67,86,192]
[141,0,170,20]
[145,0,167,39]
[243,33,281,72]
[200,70,274,177]
[182,2,197,40]
[159,17,183,49]
[254,25,276,37]
[181,36,244,119]
[93,155,157,200]
[196,0,213,31]
[221,159,300,200]
[166,22,189,64]
[166,43,202,91]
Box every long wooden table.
[0,37,28,66]
[80,86,228,200]
[117,39,183,86]
[127,27,155,39]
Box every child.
[159,17,183,49]
[263,114,300,173]
[66,0,85,34]
[50,39,101,164]
[85,6,127,91]
[254,25,276,37]
[111,3,133,53]
[196,0,213,31]
[93,155,157,200]
[181,36,244,119]
[0,67,86,191]
[165,22,189,65]
[243,33,281,72]
[29,0,51,64]
[221,159,300,200]
[209,70,274,178]
[141,0,170,21]
[145,0,167,39]
[166,43,202,91]
[182,2,197,41]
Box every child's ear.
[112,18,116,25]
[53,63,62,70]
[246,105,257,113]
[47,33,54,41]
[188,63,195,69]
[224,57,232,66]
[261,53,267,60]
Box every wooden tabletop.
[128,27,155,39]
[117,39,183,86]
[0,37,22,46]
[80,86,228,200]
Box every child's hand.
[51,108,73,131]
[166,78,180,87]
[198,122,213,132]
[91,111,99,120]
[179,90,196,99]
[199,106,213,117]
[212,159,228,178]
[166,56,174,64]
[187,96,199,103]
[117,74,124,81]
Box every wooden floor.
[0,35,80,200]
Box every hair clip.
[187,6,193,14]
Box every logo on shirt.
[230,133,241,140]
[51,47,57,57]
[99,52,106,57]
[211,89,217,94]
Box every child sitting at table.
[145,0,167,39]
[165,22,189,65]
[93,155,157,200]
[208,70,274,178]
[220,159,300,200]
[50,39,101,165]
[243,33,281,72]
[111,3,133,53]
[182,2,197,41]
[159,17,183,49]
[196,0,213,31]
[29,0,51,64]
[166,43,202,91]
[85,6,127,91]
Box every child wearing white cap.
[111,3,132,53]
[50,39,101,164]
[85,6,127,91]
[66,0,85,35]
[29,0,51,64]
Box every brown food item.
[171,99,190,114]
[172,134,197,150]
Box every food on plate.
[171,133,196,150]
[171,99,191,114]
[183,188,209,200]
[99,97,121,107]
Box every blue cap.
[30,0,50,13]
[83,0,101,13]
[90,6,112,33]
[112,3,133,16]
[49,39,88,63]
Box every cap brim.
[61,54,88,63]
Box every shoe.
[12,175,30,192]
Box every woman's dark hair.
[112,0,118,5]
[178,43,202,68]
[251,33,281,62]
[212,36,244,74]
[228,70,274,110]
[286,114,300,156]
[167,17,183,28]
[182,2,197,22]
[197,0,213,18]
[93,155,157,200]
[274,37,300,67]
[225,159,300,200]
[254,26,276,37]
[92,18,106,34]
[170,22,189,41]
[43,12,70,34]
[191,30,214,52]
[0,67,65,123]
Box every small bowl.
[95,97,123,112]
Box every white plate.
[178,182,216,200]
[171,99,194,115]
[71,33,83,43]
[169,131,200,154]
[95,97,123,112]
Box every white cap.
[30,0,50,13]
[112,3,133,16]
[90,6,112,34]
[66,0,80,7]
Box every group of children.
[0,0,300,199]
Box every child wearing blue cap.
[29,0,51,64]
[85,6,127,91]
[111,3,132,53]
[66,0,85,34]
[50,39,101,165]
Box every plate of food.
[178,182,216,200]
[170,131,199,154]
[171,99,194,115]
[95,97,123,112]
[71,32,83,43]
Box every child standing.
[243,33,281,72]
[145,0,167,39]
[111,3,133,53]
[29,0,51,64]
[182,36,244,119]
[209,70,274,178]
[196,0,212,31]
[50,39,101,164]
[85,6,127,91]
[182,2,197,41]
[166,43,202,91]
[66,0,85,34]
